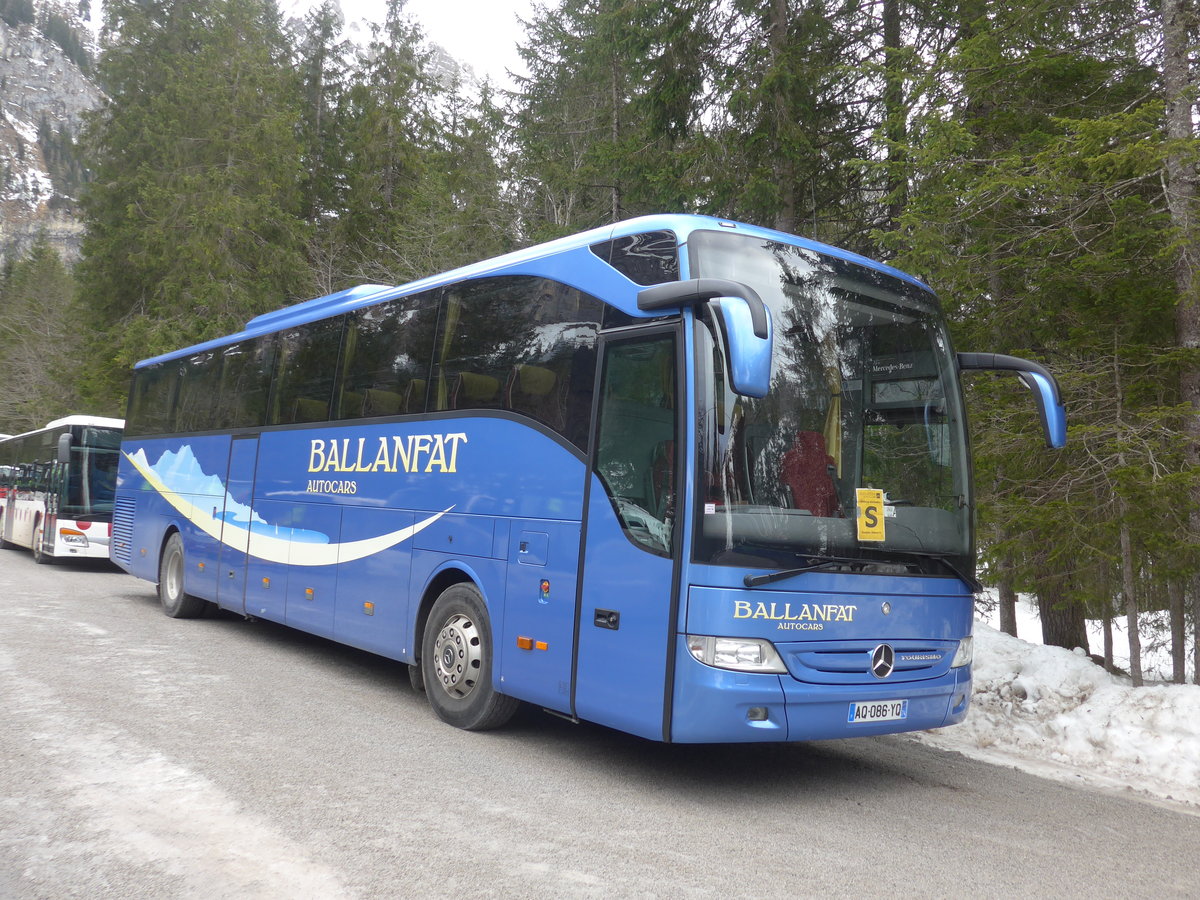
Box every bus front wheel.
[421,583,518,731]
[158,533,207,619]
[32,521,53,565]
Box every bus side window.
[127,361,178,436]
[338,290,439,420]
[217,337,275,430]
[175,351,221,432]
[590,230,680,285]
[269,316,345,426]
[506,280,603,448]
[594,334,677,555]
[433,276,605,447]
[433,281,514,413]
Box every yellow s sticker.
[856,488,885,542]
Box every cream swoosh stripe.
[125,451,452,566]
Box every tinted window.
[269,316,346,425]
[432,276,603,450]
[174,350,222,432]
[128,340,274,435]
[590,230,679,285]
[338,289,440,419]
[217,338,275,429]
[594,333,678,555]
[126,361,178,436]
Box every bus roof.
[44,415,126,431]
[0,416,125,445]
[135,214,933,369]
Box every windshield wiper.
[889,551,983,593]
[743,552,982,591]
[743,557,863,587]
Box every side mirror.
[56,432,73,464]
[638,278,773,398]
[709,297,772,398]
[958,352,1066,448]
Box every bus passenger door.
[216,435,260,615]
[574,330,680,741]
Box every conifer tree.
[702,0,875,245]
[885,0,1179,665]
[333,0,439,281]
[1160,0,1200,684]
[326,1,515,284]
[77,0,311,407]
[0,238,85,432]
[296,0,355,227]
[510,0,708,239]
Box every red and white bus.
[0,416,124,563]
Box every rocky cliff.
[0,6,100,267]
[0,2,476,270]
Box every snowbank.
[915,622,1200,810]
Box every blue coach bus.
[111,215,1064,742]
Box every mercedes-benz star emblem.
[870,643,895,679]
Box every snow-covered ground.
[914,599,1200,813]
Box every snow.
[0,162,53,205]
[914,600,1200,812]
[6,110,40,145]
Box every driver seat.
[779,431,839,517]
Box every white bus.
[0,416,124,563]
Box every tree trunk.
[1113,354,1142,685]
[1161,0,1200,685]
[1119,518,1143,685]
[882,0,907,231]
[1193,575,1200,684]
[1166,579,1185,683]
[768,0,796,234]
[998,578,1018,637]
[1102,609,1114,673]
[609,35,621,222]
[1039,586,1088,652]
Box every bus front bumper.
[669,638,972,743]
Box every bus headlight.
[950,635,973,668]
[686,635,787,674]
[60,529,88,547]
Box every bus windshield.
[690,230,972,574]
[62,425,122,518]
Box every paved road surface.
[1,552,1196,898]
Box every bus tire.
[421,583,518,731]
[407,662,426,693]
[158,533,207,619]
[32,521,53,565]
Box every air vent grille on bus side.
[111,497,136,566]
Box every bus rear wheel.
[421,583,518,731]
[158,533,207,619]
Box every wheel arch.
[411,564,481,666]
[157,523,182,580]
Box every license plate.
[848,699,908,723]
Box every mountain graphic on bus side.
[125,446,451,566]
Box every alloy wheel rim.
[432,612,481,699]
[167,548,183,600]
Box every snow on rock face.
[915,622,1200,811]
[0,12,101,265]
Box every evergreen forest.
[1,0,1198,683]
